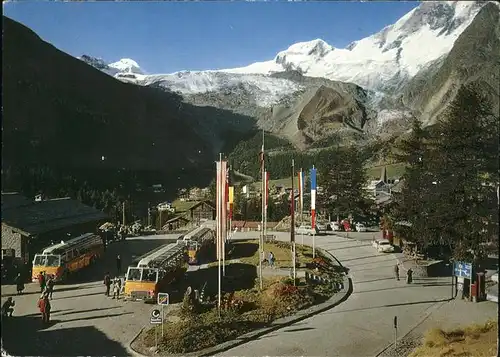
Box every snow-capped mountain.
[79,55,144,78]
[78,1,495,147]
[222,1,485,91]
[82,1,485,103]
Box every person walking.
[406,267,413,284]
[103,272,112,296]
[37,271,46,293]
[2,297,15,317]
[112,277,121,299]
[116,255,122,276]
[46,276,55,299]
[14,273,25,294]
[394,264,400,281]
[268,251,275,268]
[37,293,51,324]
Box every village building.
[160,200,216,231]
[1,192,108,270]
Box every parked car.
[375,239,394,253]
[355,223,367,232]
[316,222,328,232]
[296,225,318,236]
[329,222,341,231]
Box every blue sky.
[3,1,419,74]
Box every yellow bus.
[32,233,104,283]
[182,227,215,265]
[124,241,186,302]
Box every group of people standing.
[394,264,413,283]
[37,271,55,298]
[103,254,123,299]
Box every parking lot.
[1,234,180,356]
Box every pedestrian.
[37,293,51,324]
[261,250,267,265]
[103,272,112,296]
[37,271,46,293]
[394,264,400,281]
[14,272,25,294]
[46,276,55,299]
[2,297,15,317]
[268,252,275,268]
[116,255,122,276]
[112,277,121,299]
[406,268,413,284]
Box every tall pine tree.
[428,85,499,262]
[318,146,369,220]
[391,118,436,251]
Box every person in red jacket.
[37,272,46,293]
[37,293,51,324]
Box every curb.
[374,299,450,357]
[128,246,352,357]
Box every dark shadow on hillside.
[228,242,259,260]
[1,314,129,356]
[3,17,258,199]
[166,263,257,303]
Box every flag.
[259,143,265,173]
[310,167,317,229]
[298,169,304,212]
[265,171,270,208]
[216,160,222,260]
[216,159,228,260]
[228,186,234,220]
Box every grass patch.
[229,239,315,269]
[136,277,337,354]
[409,320,498,357]
[133,240,341,354]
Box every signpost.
[150,308,162,349]
[157,293,169,338]
[393,316,398,351]
[454,262,473,300]
[454,262,472,278]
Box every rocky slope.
[400,2,500,125]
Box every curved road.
[222,231,452,357]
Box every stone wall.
[1,223,24,260]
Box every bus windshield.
[142,269,158,282]
[33,255,61,267]
[127,268,142,281]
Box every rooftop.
[1,194,108,236]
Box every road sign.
[454,261,472,279]
[393,316,398,328]
[150,308,162,324]
[157,293,169,306]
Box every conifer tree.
[318,146,369,220]
[428,85,499,262]
[390,117,437,250]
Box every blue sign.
[454,261,472,278]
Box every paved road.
[1,234,180,356]
[220,231,456,357]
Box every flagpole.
[311,165,316,259]
[300,168,304,246]
[223,161,227,277]
[291,159,296,284]
[218,153,222,316]
[259,130,264,290]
